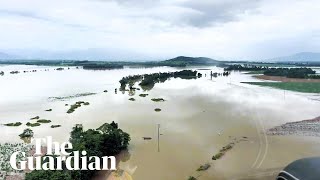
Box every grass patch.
[37,119,51,123]
[196,163,211,171]
[243,82,320,93]
[154,108,162,112]
[139,94,148,97]
[26,122,41,127]
[151,98,165,102]
[30,116,40,120]
[51,125,61,128]
[129,98,136,101]
[3,122,22,127]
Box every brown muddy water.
[0,65,320,179]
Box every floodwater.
[0,65,320,179]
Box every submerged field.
[0,65,320,179]
[243,82,320,93]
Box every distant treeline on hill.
[225,65,320,79]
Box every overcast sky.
[0,0,319,60]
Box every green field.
[243,82,320,93]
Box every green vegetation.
[139,93,148,97]
[128,98,136,101]
[51,125,61,128]
[49,93,96,101]
[3,122,22,127]
[30,116,40,120]
[226,65,320,79]
[45,109,52,112]
[67,101,90,113]
[103,90,108,93]
[25,122,130,180]
[212,142,235,160]
[37,119,52,123]
[0,71,4,76]
[212,152,225,160]
[26,122,41,127]
[155,108,162,112]
[264,68,318,78]
[120,70,199,91]
[19,128,34,138]
[243,82,320,93]
[196,163,211,171]
[151,98,165,102]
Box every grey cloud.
[0,9,90,30]
[179,0,262,27]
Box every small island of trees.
[119,70,200,91]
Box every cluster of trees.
[264,68,317,78]
[25,122,130,180]
[119,70,199,91]
[224,64,268,71]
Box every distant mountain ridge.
[163,56,220,65]
[268,52,320,62]
[0,52,17,59]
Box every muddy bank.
[268,116,320,137]
[254,75,320,82]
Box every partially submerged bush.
[37,119,51,123]
[139,94,148,97]
[45,109,52,112]
[19,128,34,138]
[67,101,90,113]
[196,163,211,171]
[212,152,224,160]
[151,98,165,102]
[4,122,22,127]
[26,122,41,127]
[51,125,61,128]
[129,98,136,101]
[154,108,162,112]
[30,116,40,120]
